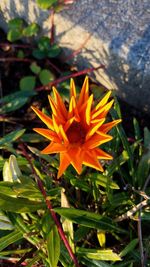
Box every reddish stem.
[20,143,80,267]
[36,64,105,91]
[0,57,32,63]
[50,8,55,45]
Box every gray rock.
[0,0,150,113]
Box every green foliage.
[1,9,150,267]
[36,0,58,9]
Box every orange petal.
[33,128,60,143]
[41,142,66,154]
[70,78,76,98]
[100,119,122,133]
[31,106,53,130]
[95,91,111,111]
[77,76,89,109]
[86,118,105,140]
[86,94,93,125]
[83,132,113,149]
[52,86,68,118]
[59,125,69,145]
[95,148,113,160]
[57,153,70,178]
[48,95,65,123]
[68,96,80,122]
[92,100,114,120]
[67,147,83,174]
[83,150,104,171]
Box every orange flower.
[32,77,121,178]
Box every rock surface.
[0,0,150,113]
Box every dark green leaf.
[0,90,36,114]
[0,129,25,146]
[8,18,24,30]
[47,44,61,58]
[54,208,126,233]
[120,238,138,257]
[19,76,36,91]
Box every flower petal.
[95,91,111,111]
[41,142,66,154]
[31,106,53,130]
[33,128,60,143]
[77,76,89,109]
[67,147,83,174]
[100,119,122,133]
[95,148,113,160]
[57,153,70,178]
[52,86,68,118]
[48,95,65,123]
[92,100,114,120]
[86,118,105,140]
[70,78,76,98]
[86,94,93,125]
[84,132,113,149]
[83,150,104,171]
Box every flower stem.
[20,143,80,267]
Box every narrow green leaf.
[54,208,126,233]
[77,247,121,261]
[0,193,45,212]
[0,229,23,251]
[87,173,119,189]
[120,238,138,257]
[0,129,25,146]
[81,258,110,267]
[47,225,60,267]
[136,150,150,188]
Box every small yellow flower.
[32,77,121,178]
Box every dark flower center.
[66,121,86,144]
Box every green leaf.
[36,0,58,9]
[0,229,23,252]
[47,225,60,267]
[120,238,138,257]
[19,76,36,91]
[0,90,36,114]
[54,208,126,233]
[87,173,119,189]
[7,29,23,42]
[39,69,54,85]
[30,62,41,74]
[17,49,25,58]
[8,18,24,30]
[23,23,40,37]
[32,49,46,59]
[0,211,14,230]
[0,129,25,146]
[144,127,150,149]
[38,36,51,51]
[0,193,45,212]
[77,247,121,261]
[81,258,110,267]
[47,44,61,58]
[136,150,150,188]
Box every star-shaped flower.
[32,77,121,178]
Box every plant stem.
[20,143,80,267]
